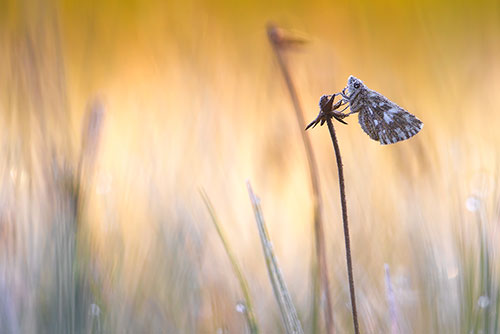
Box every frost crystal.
[465,196,480,212]
[235,302,246,313]
[478,295,490,308]
[90,303,101,316]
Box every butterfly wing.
[358,92,423,145]
[358,106,381,141]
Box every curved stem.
[325,118,360,334]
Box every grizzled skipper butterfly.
[340,76,423,145]
[307,76,423,145]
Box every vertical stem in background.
[267,24,334,334]
[325,118,359,334]
[72,100,105,332]
[75,99,105,217]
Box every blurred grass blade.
[77,99,105,190]
[246,182,304,334]
[200,189,259,334]
[384,264,399,334]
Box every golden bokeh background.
[1,0,500,332]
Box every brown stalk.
[267,24,334,334]
[307,92,360,333]
[324,116,360,334]
[306,92,360,333]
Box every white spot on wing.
[383,113,393,123]
[395,128,406,139]
[374,119,379,126]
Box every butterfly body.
[343,76,423,145]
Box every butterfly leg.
[336,88,362,117]
[340,87,350,102]
[338,104,349,113]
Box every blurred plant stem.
[70,99,105,333]
[384,264,399,334]
[76,99,105,208]
[267,23,334,334]
[200,190,259,334]
[247,182,304,334]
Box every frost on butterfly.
[343,76,423,145]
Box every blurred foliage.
[0,0,500,333]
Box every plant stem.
[267,24,334,334]
[200,190,259,334]
[325,118,359,334]
[247,182,304,334]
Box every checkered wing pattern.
[357,92,423,145]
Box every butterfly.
[340,76,423,145]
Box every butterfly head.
[347,76,365,95]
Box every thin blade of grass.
[200,189,259,334]
[246,181,304,334]
[384,264,399,334]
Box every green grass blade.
[246,182,304,334]
[200,189,259,334]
